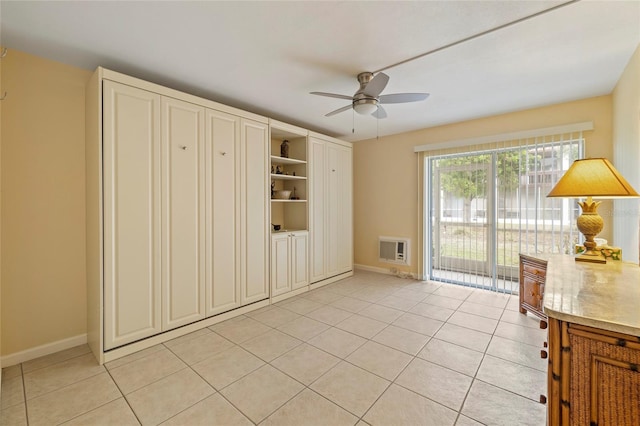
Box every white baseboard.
[1,334,88,367]
[354,264,418,279]
[354,264,394,275]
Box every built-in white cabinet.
[205,110,240,316]
[271,231,309,297]
[309,134,353,284]
[204,113,269,312]
[327,141,353,276]
[269,121,310,300]
[161,97,206,331]
[87,68,350,364]
[240,119,270,304]
[88,68,270,360]
[102,80,162,349]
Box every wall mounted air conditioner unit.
[378,237,410,265]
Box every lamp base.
[575,252,606,264]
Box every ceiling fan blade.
[372,105,387,119]
[310,91,354,101]
[325,104,353,117]
[362,72,389,97]
[379,93,430,104]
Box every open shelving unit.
[269,120,308,233]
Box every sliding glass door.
[432,153,493,280]
[427,139,582,292]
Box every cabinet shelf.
[270,174,307,181]
[270,155,306,165]
[271,199,307,203]
[272,229,307,234]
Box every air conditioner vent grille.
[378,237,410,265]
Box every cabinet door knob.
[179,145,187,150]
[221,151,227,156]
[540,320,548,330]
[332,169,336,172]
[539,395,547,404]
[540,350,548,359]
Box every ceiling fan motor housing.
[354,73,379,114]
[311,70,428,118]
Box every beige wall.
[353,96,613,275]
[612,43,640,263]
[1,49,90,356]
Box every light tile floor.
[1,271,548,425]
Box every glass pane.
[428,137,583,293]
[432,153,491,286]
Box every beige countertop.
[543,254,640,336]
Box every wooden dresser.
[519,254,548,322]
[543,255,640,426]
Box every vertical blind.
[419,126,587,293]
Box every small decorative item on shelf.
[280,140,289,158]
[275,165,283,174]
[273,190,291,200]
[271,181,275,198]
[271,165,275,174]
[291,187,299,200]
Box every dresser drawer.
[519,254,548,320]
[523,262,546,280]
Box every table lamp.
[547,158,639,263]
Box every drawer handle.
[540,350,548,359]
[540,320,548,330]
[540,395,547,404]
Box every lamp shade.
[547,158,639,199]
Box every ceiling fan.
[310,72,429,119]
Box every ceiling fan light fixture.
[353,99,378,115]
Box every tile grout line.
[21,364,30,426]
[450,292,502,426]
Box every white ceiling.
[2,1,639,142]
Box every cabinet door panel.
[522,275,543,312]
[103,81,162,349]
[326,143,340,277]
[309,138,327,283]
[161,97,206,330]
[568,326,640,426]
[271,234,291,297]
[206,110,240,316]
[338,146,353,273]
[240,119,269,304]
[291,232,309,289]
